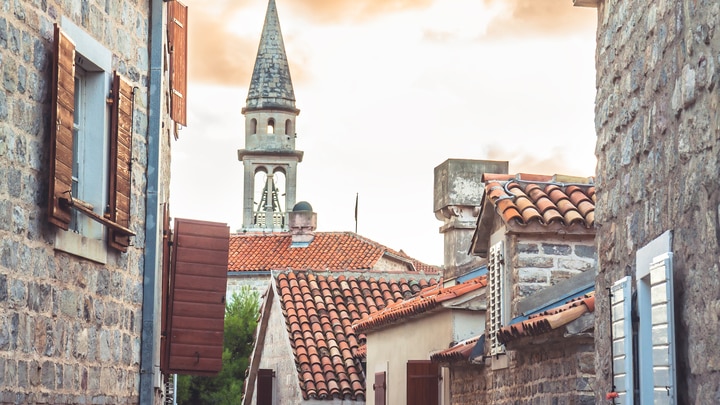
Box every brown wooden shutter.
[160,204,172,372]
[257,369,274,405]
[168,0,188,126]
[108,73,134,251]
[373,371,386,405]
[48,24,75,229]
[161,218,229,376]
[407,361,439,405]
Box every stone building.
[585,0,720,402]
[0,1,229,403]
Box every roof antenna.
[354,193,359,234]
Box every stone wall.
[449,332,595,405]
[594,0,720,402]
[510,235,595,314]
[0,1,166,403]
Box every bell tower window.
[285,119,292,135]
[250,118,257,134]
[267,118,275,134]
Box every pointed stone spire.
[245,0,298,113]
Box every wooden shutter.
[161,218,229,375]
[168,0,188,126]
[610,276,634,405]
[48,24,75,229]
[373,371,386,405]
[407,361,439,405]
[160,204,172,372]
[257,369,274,405]
[647,253,677,404]
[108,73,134,251]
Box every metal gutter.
[140,0,164,403]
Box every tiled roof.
[483,173,596,229]
[430,335,483,363]
[276,271,437,400]
[353,276,487,334]
[497,292,596,345]
[228,232,439,273]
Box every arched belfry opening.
[285,119,292,135]
[252,168,286,229]
[267,118,275,134]
[250,118,257,134]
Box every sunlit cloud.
[481,0,597,38]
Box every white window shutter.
[648,253,677,404]
[488,241,505,356]
[610,276,634,405]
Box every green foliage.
[176,287,260,405]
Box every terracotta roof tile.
[276,271,436,400]
[430,335,482,363]
[353,276,488,334]
[482,173,595,229]
[229,232,439,273]
[497,292,596,345]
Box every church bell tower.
[239,0,303,231]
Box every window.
[250,118,257,134]
[284,119,292,135]
[257,369,275,405]
[407,361,438,405]
[168,0,188,126]
[610,231,677,404]
[49,21,134,260]
[267,118,275,134]
[374,371,386,405]
[488,240,507,357]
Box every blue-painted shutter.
[610,276,634,405]
[647,253,677,404]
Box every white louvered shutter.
[488,241,505,356]
[610,276,634,405]
[647,253,677,404]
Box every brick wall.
[0,1,166,403]
[594,0,720,402]
[449,332,595,405]
[510,235,595,313]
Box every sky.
[170,0,599,266]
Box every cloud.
[287,0,434,23]
[485,145,595,177]
[481,0,597,38]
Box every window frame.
[488,239,508,357]
[50,20,135,262]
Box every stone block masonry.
[510,236,596,312]
[593,0,720,403]
[0,0,160,403]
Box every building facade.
[0,1,185,403]
[591,0,720,402]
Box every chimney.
[434,159,508,281]
[289,201,316,245]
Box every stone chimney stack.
[434,159,508,281]
[288,201,316,244]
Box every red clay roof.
[430,335,482,363]
[353,276,487,334]
[483,173,596,229]
[276,271,437,401]
[228,232,439,273]
[497,292,596,345]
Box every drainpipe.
[140,0,164,403]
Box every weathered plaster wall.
[365,310,484,405]
[594,0,720,402]
[253,292,304,404]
